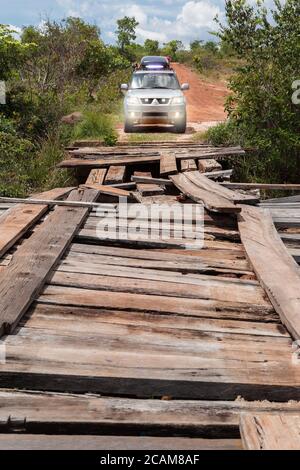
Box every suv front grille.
[141,98,170,105]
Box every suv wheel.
[124,121,134,133]
[174,118,187,134]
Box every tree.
[215,0,300,182]
[144,39,159,55]
[203,41,219,54]
[116,16,139,53]
[163,40,184,61]
[190,40,203,52]
[0,25,33,81]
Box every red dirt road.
[172,63,229,122]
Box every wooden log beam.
[238,205,300,339]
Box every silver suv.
[121,70,189,133]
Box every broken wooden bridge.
[0,142,300,450]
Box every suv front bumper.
[125,104,186,125]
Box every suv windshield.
[130,73,180,90]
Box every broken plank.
[104,165,126,185]
[185,171,259,204]
[238,205,300,339]
[0,187,73,259]
[240,413,300,450]
[170,173,240,214]
[160,152,178,176]
[0,188,100,336]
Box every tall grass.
[73,110,117,145]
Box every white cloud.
[136,27,167,43]
[126,4,148,26]
[178,1,221,29]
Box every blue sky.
[0,0,275,45]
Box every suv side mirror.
[120,84,129,92]
[181,83,190,91]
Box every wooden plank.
[131,175,172,186]
[58,155,161,168]
[0,188,100,336]
[104,165,126,185]
[40,284,275,322]
[160,152,178,176]
[223,182,300,191]
[176,147,245,160]
[240,413,300,450]
[238,205,300,339]
[82,183,134,199]
[198,159,222,173]
[181,159,197,172]
[134,172,164,196]
[0,188,73,258]
[1,324,299,399]
[1,390,300,438]
[185,172,259,204]
[85,168,106,185]
[170,173,241,214]
[202,169,233,180]
[0,435,242,450]
[261,195,300,204]
[50,268,269,307]
[26,304,283,337]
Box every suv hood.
[127,89,182,99]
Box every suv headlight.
[126,96,140,105]
[172,96,185,105]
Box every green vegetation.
[206,0,300,183]
[0,18,130,196]
[1,2,299,196]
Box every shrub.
[0,117,34,197]
[73,110,117,144]
[215,0,300,183]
